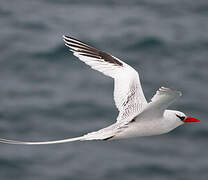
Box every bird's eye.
[176,114,185,121]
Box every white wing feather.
[63,35,147,122]
[150,87,182,112]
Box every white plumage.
[0,36,200,145]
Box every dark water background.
[0,0,208,179]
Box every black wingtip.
[63,35,68,39]
[63,35,79,41]
[63,35,74,41]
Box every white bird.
[0,36,200,145]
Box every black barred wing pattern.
[63,35,147,122]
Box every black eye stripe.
[176,114,185,121]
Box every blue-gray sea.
[0,0,208,180]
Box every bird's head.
[172,110,200,124]
[164,110,200,131]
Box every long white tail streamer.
[0,136,85,145]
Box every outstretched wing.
[63,35,147,122]
[148,87,182,116]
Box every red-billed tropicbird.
[0,36,200,145]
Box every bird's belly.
[115,120,169,139]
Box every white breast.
[115,113,180,139]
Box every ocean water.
[0,0,208,179]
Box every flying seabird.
[0,35,200,145]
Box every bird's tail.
[0,131,116,145]
[0,124,118,145]
[0,136,86,145]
